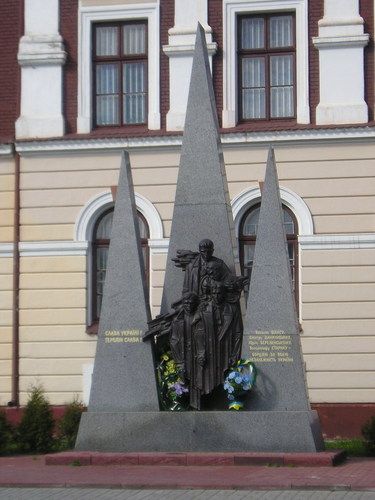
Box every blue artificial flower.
[234,376,243,384]
[172,382,188,395]
[227,385,234,394]
[243,374,251,384]
[227,394,235,401]
[228,372,236,380]
[223,382,230,390]
[243,384,250,391]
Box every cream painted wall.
[0,157,14,405]
[301,248,375,403]
[17,255,94,405]
[0,258,13,406]
[1,140,374,405]
[0,158,15,244]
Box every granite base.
[75,410,324,453]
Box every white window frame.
[222,0,310,127]
[77,2,161,133]
[75,190,167,326]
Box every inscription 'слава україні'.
[104,329,142,344]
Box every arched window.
[239,203,299,308]
[90,208,150,327]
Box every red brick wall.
[160,0,174,130]
[53,0,375,139]
[312,403,375,439]
[209,0,223,128]
[60,0,78,135]
[0,0,22,143]
[308,0,324,125]
[361,0,374,121]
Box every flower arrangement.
[223,359,256,410]
[157,351,189,411]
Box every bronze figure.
[145,239,248,410]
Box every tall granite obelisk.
[241,147,324,449]
[161,23,238,314]
[76,152,159,450]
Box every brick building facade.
[1,0,375,438]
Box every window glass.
[92,209,149,322]
[241,17,265,49]
[269,15,293,48]
[96,26,118,56]
[123,62,147,124]
[242,58,266,119]
[94,21,147,127]
[238,13,295,121]
[239,204,298,309]
[96,64,120,125]
[242,206,260,236]
[270,55,294,118]
[96,210,113,239]
[123,23,146,55]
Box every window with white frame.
[89,208,149,331]
[77,3,160,133]
[238,13,295,120]
[222,0,309,128]
[239,203,299,310]
[93,21,148,126]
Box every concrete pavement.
[0,456,375,491]
[0,488,375,499]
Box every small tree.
[18,385,55,453]
[57,398,85,450]
[362,416,375,456]
[0,410,13,454]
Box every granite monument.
[76,23,324,453]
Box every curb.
[45,450,346,467]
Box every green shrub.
[325,438,366,457]
[362,416,375,456]
[57,399,85,450]
[18,385,55,453]
[0,410,13,454]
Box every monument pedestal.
[76,410,323,453]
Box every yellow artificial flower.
[229,401,244,410]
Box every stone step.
[45,450,346,467]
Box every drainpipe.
[9,149,20,407]
[9,0,24,408]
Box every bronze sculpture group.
[146,239,248,410]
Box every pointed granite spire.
[242,147,311,412]
[161,23,237,313]
[86,151,159,413]
[244,147,300,334]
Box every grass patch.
[325,438,367,457]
